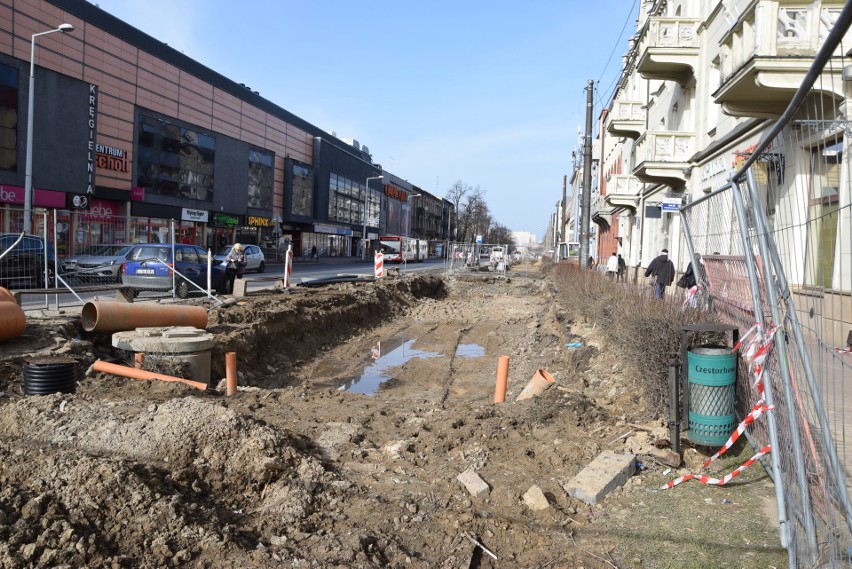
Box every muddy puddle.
[455,343,485,358]
[339,337,441,395]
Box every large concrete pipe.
[0,286,16,303]
[81,301,208,333]
[0,300,26,342]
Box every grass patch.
[600,439,787,568]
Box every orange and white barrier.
[375,251,384,278]
[284,245,293,288]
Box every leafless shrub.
[552,263,713,417]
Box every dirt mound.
[0,270,788,567]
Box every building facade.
[597,0,850,287]
[0,0,451,259]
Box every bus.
[379,235,428,263]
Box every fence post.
[729,176,790,548]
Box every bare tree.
[487,223,514,246]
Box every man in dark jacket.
[645,248,675,299]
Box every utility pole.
[579,79,594,269]
[561,174,567,243]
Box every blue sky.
[90,0,639,240]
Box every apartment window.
[804,140,841,288]
[247,148,273,209]
[137,113,215,201]
[0,63,18,171]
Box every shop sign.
[246,216,274,227]
[313,223,353,236]
[81,198,118,220]
[86,84,98,195]
[182,208,209,222]
[0,185,65,207]
[95,144,129,173]
[67,193,90,210]
[131,187,145,201]
[212,213,239,227]
[384,185,411,201]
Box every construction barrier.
[375,252,384,278]
[284,245,293,288]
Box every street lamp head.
[58,23,74,32]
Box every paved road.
[16,258,450,312]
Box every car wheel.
[176,279,190,299]
[257,261,265,273]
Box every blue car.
[121,244,225,298]
[0,233,56,288]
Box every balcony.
[632,131,694,188]
[636,17,700,84]
[591,194,615,228]
[607,101,646,139]
[604,175,642,212]
[714,1,849,118]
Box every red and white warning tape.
[681,284,702,309]
[662,445,771,489]
[702,401,773,468]
[666,322,780,490]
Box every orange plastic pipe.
[226,352,237,396]
[516,369,556,401]
[494,355,510,404]
[0,286,16,303]
[92,360,208,391]
[0,301,26,342]
[81,301,208,333]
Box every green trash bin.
[687,345,737,446]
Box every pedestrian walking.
[606,252,618,279]
[677,253,704,308]
[617,254,627,282]
[645,248,675,299]
[311,245,318,262]
[223,243,247,294]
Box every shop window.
[0,62,18,171]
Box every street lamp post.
[23,23,74,234]
[362,175,383,260]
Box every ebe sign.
[0,185,21,203]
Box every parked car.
[61,243,135,282]
[213,244,266,273]
[0,233,55,288]
[121,244,225,298]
